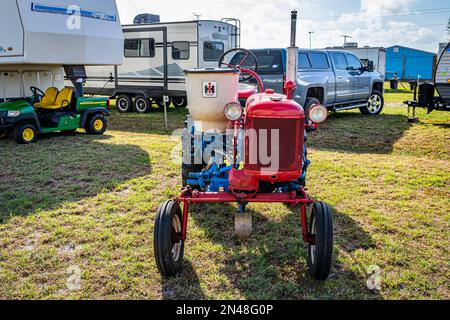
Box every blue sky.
[116,0,449,52]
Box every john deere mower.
[0,86,110,144]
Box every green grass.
[0,95,449,300]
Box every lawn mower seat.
[41,88,73,110]
[34,87,58,109]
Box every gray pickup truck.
[232,48,385,115]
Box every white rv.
[327,44,386,78]
[0,0,123,102]
[84,18,241,112]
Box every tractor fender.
[80,108,110,128]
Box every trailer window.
[309,52,329,69]
[124,39,155,58]
[172,42,190,60]
[331,52,348,70]
[204,41,224,61]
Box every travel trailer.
[84,17,241,112]
[0,0,123,102]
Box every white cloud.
[116,0,446,52]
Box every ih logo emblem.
[202,81,217,98]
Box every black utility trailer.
[404,42,450,122]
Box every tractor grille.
[246,117,302,172]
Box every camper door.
[118,27,168,92]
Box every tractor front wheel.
[86,114,108,135]
[14,124,38,144]
[307,202,333,281]
[154,200,185,277]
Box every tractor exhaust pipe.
[286,10,299,86]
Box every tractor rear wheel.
[154,200,185,277]
[307,202,333,281]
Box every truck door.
[330,52,353,103]
[346,53,371,101]
[118,28,168,92]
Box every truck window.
[204,42,224,61]
[346,53,362,70]
[230,50,283,75]
[331,52,348,70]
[124,39,155,58]
[299,53,311,69]
[309,52,329,69]
[172,41,190,60]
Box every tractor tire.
[154,200,185,277]
[14,123,38,144]
[116,95,133,113]
[307,202,333,281]
[134,95,152,113]
[86,114,108,135]
[360,90,384,115]
[172,97,188,109]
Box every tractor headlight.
[224,102,243,121]
[7,110,20,117]
[308,104,328,124]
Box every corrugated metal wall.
[386,46,436,80]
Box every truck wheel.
[360,90,384,115]
[14,124,38,144]
[172,97,188,109]
[134,95,152,113]
[307,202,333,281]
[305,97,321,122]
[116,95,133,113]
[154,200,185,277]
[86,114,108,135]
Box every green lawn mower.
[0,86,110,144]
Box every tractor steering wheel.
[30,86,45,100]
[219,48,259,82]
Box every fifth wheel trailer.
[0,0,123,102]
[83,19,241,113]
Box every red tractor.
[154,11,333,281]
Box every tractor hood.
[0,100,34,114]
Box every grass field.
[0,87,449,300]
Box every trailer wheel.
[307,202,333,281]
[134,95,152,113]
[172,97,188,109]
[116,95,133,113]
[14,123,38,144]
[154,200,185,277]
[360,90,384,115]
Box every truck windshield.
[230,50,284,75]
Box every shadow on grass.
[161,261,206,300]
[108,109,188,136]
[309,111,411,154]
[0,133,151,223]
[173,202,380,300]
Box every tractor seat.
[34,87,58,109]
[40,88,73,110]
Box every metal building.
[386,45,437,81]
